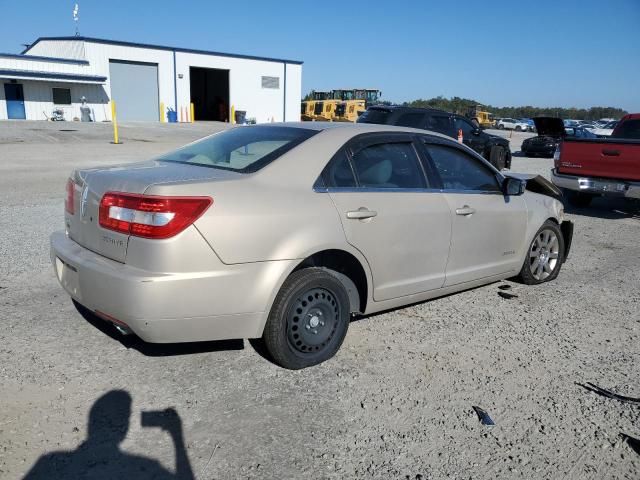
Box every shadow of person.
[23,390,195,480]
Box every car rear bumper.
[551,169,640,199]
[50,231,295,342]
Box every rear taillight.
[65,179,75,214]
[99,192,212,239]
[553,143,562,167]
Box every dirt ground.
[1,121,639,479]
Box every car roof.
[262,121,454,141]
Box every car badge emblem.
[80,185,89,218]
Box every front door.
[323,134,452,302]
[4,84,26,119]
[421,140,527,286]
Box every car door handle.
[346,208,377,220]
[455,205,476,216]
[602,149,620,156]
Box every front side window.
[52,88,71,105]
[425,144,501,192]
[157,126,316,173]
[351,142,426,189]
[425,115,451,134]
[454,117,476,136]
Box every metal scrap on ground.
[578,382,640,405]
[472,406,495,426]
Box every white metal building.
[0,36,302,123]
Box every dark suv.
[358,106,512,170]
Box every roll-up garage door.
[109,60,159,121]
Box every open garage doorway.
[190,67,229,122]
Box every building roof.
[0,53,89,65]
[24,36,303,65]
[0,69,106,84]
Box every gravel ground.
[1,122,639,479]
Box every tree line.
[401,96,627,120]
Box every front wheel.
[517,221,565,285]
[262,268,350,369]
[515,125,522,131]
[489,145,507,170]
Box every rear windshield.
[357,108,392,124]
[612,119,640,139]
[157,126,317,173]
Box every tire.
[489,145,507,170]
[498,124,504,130]
[515,125,522,132]
[263,268,350,369]
[517,221,565,285]
[564,190,593,207]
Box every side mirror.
[503,177,526,196]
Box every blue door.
[4,83,26,119]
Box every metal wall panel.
[108,60,159,121]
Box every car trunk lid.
[533,117,566,137]
[66,160,238,263]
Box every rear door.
[323,133,451,301]
[420,139,527,285]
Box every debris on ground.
[472,406,495,426]
[578,382,640,405]
[498,291,518,300]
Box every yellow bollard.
[230,105,235,124]
[110,101,120,144]
[160,101,165,123]
[190,103,195,123]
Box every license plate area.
[55,257,82,300]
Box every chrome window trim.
[313,186,503,195]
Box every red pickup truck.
[551,113,640,207]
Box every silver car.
[51,123,573,369]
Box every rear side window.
[357,108,392,124]
[156,126,317,173]
[395,112,424,128]
[612,119,640,139]
[351,142,426,189]
[425,144,500,192]
[322,150,357,188]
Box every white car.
[587,120,618,137]
[497,118,530,131]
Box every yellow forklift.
[333,89,381,122]
[301,91,333,121]
[465,105,495,128]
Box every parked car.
[357,106,511,169]
[589,120,619,137]
[497,118,530,131]
[521,117,597,157]
[51,123,573,369]
[552,113,640,207]
[518,118,536,132]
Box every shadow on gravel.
[22,390,195,479]
[74,300,244,357]
[565,197,640,220]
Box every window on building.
[52,88,72,105]
[261,76,280,89]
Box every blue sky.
[2,0,639,111]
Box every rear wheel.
[489,145,507,170]
[517,221,565,285]
[263,268,350,369]
[515,125,522,132]
[498,124,504,130]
